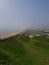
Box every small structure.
[34,34,41,36]
[47,34,49,36]
[36,34,40,36]
[42,33,46,36]
[29,35,34,38]
[45,30,49,32]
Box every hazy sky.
[0,0,49,32]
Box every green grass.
[0,35,49,65]
[0,50,16,65]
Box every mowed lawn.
[0,35,49,65]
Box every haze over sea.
[0,0,49,33]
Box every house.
[34,34,41,36]
[47,34,49,36]
[45,30,49,32]
[36,34,40,36]
[29,35,34,38]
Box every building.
[29,35,34,38]
[34,34,41,36]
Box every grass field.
[0,34,49,65]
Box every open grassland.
[0,34,49,65]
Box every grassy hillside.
[0,34,49,65]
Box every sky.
[0,0,49,32]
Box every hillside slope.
[0,35,49,65]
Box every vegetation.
[0,33,49,65]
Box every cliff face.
[0,31,22,40]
